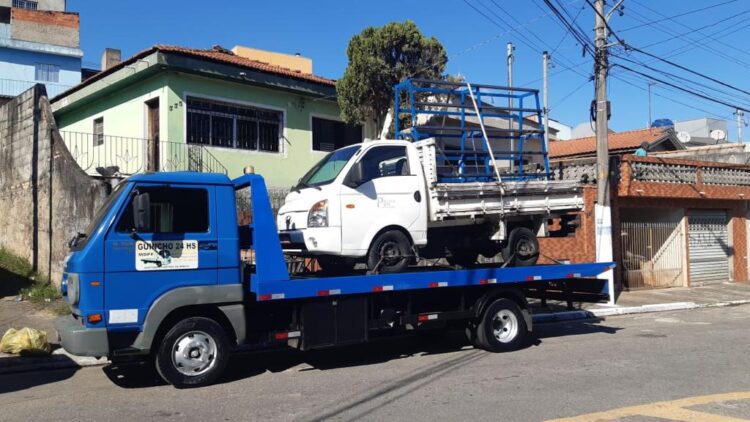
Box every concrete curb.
[0,347,108,375]
[533,299,750,323]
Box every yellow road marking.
[547,391,750,421]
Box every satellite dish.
[677,131,691,143]
[710,129,726,141]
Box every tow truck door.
[103,184,218,329]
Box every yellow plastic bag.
[0,327,52,355]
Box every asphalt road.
[2,305,750,421]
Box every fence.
[61,131,227,176]
[0,79,73,99]
[629,159,750,186]
[620,220,685,289]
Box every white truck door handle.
[414,191,421,202]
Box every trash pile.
[0,327,51,355]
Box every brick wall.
[11,8,79,48]
[538,186,597,264]
[0,85,109,284]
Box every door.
[340,145,425,253]
[688,210,730,284]
[146,98,160,171]
[619,219,685,289]
[103,184,218,328]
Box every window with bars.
[12,0,38,9]
[93,117,104,146]
[312,117,362,152]
[186,97,282,153]
[35,64,60,83]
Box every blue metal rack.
[394,78,551,183]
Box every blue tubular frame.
[394,79,551,183]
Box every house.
[50,44,363,188]
[673,117,729,146]
[0,0,82,101]
[549,127,685,160]
[542,126,750,294]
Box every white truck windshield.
[296,145,360,189]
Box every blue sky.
[69,0,750,140]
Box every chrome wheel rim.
[492,309,519,343]
[172,330,217,376]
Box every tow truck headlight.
[67,273,80,306]
[308,200,328,227]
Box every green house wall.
[55,71,343,188]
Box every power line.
[618,0,739,33]
[583,0,625,46]
[626,46,750,98]
[625,1,750,70]
[612,63,750,112]
[611,71,735,121]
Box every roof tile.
[549,127,668,158]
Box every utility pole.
[648,82,654,130]
[507,42,515,171]
[594,0,615,305]
[737,109,744,144]
[543,51,550,151]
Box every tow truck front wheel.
[155,317,230,388]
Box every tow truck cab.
[57,172,241,358]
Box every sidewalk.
[0,296,107,374]
[531,281,750,322]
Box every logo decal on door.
[135,240,198,271]
[377,197,396,208]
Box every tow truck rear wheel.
[474,298,527,352]
[155,317,230,388]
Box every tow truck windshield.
[293,145,359,190]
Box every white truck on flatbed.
[277,79,583,273]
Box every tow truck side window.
[357,146,409,183]
[116,187,209,233]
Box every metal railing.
[620,221,684,289]
[630,159,750,186]
[631,161,697,184]
[60,131,227,176]
[0,79,73,99]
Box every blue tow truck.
[56,171,613,388]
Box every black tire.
[316,255,354,275]
[366,230,411,273]
[475,298,528,352]
[502,227,539,267]
[155,317,230,388]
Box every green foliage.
[19,281,61,304]
[337,20,447,127]
[0,248,35,279]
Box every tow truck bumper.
[55,315,109,357]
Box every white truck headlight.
[308,200,328,227]
[67,273,80,306]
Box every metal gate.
[688,210,730,284]
[620,220,685,289]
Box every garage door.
[688,210,730,284]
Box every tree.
[337,20,447,132]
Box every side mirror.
[344,161,365,188]
[132,191,151,233]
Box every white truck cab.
[278,140,429,271]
